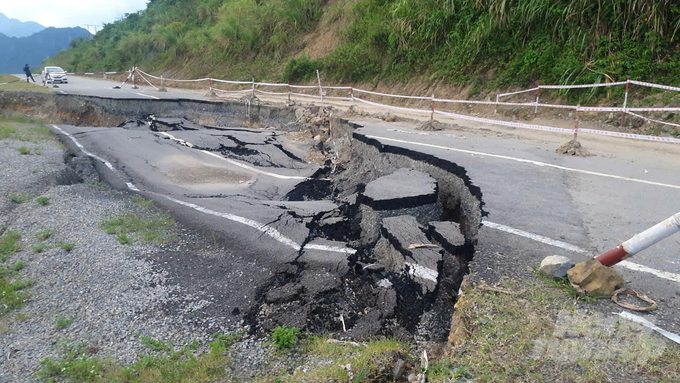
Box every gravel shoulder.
[0,124,270,381]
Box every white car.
[42,66,68,84]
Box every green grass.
[37,229,53,241]
[117,233,133,245]
[32,243,46,253]
[17,146,30,155]
[38,333,240,383]
[59,242,75,252]
[132,195,154,209]
[100,212,175,244]
[0,231,21,259]
[271,325,300,350]
[0,120,53,144]
[8,194,27,204]
[0,74,52,93]
[36,197,50,206]
[0,231,30,315]
[55,315,76,330]
[260,335,411,382]
[11,260,25,271]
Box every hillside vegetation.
[48,0,680,97]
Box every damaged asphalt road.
[52,115,483,340]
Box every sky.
[1,0,149,32]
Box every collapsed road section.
[3,91,483,340]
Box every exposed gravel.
[0,131,257,381]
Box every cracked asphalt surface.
[38,74,680,335]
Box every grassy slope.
[0,74,52,93]
[46,1,680,102]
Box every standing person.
[23,64,35,83]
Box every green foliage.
[38,342,103,382]
[59,242,75,252]
[17,146,30,155]
[117,233,133,245]
[32,244,45,253]
[271,325,300,350]
[100,212,175,244]
[0,231,21,259]
[55,315,75,330]
[12,260,25,271]
[36,197,50,206]
[282,54,321,82]
[37,229,53,240]
[9,194,27,204]
[44,0,680,101]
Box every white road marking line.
[483,221,587,253]
[159,131,308,180]
[135,92,160,99]
[483,220,680,284]
[617,260,680,283]
[51,124,355,255]
[616,311,680,345]
[365,134,680,190]
[406,262,438,282]
[59,90,66,94]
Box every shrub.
[32,243,45,253]
[282,54,322,82]
[271,325,300,350]
[17,146,30,155]
[36,197,50,206]
[60,242,75,252]
[9,194,27,204]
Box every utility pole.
[84,24,98,34]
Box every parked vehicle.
[42,66,68,84]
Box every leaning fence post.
[574,104,580,140]
[160,75,164,89]
[316,70,324,108]
[495,94,499,114]
[287,81,291,104]
[208,75,212,92]
[430,94,435,121]
[131,67,139,89]
[350,83,355,106]
[534,80,541,118]
[251,78,255,98]
[620,77,630,127]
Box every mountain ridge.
[0,12,45,38]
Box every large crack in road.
[11,93,484,341]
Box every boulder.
[567,259,624,297]
[539,255,572,277]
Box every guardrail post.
[596,212,680,267]
[574,104,580,140]
[131,67,139,89]
[534,80,541,118]
[620,77,630,127]
[350,83,355,106]
[316,69,324,108]
[430,94,435,121]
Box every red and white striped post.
[574,104,580,140]
[596,212,680,267]
[287,81,291,104]
[620,77,630,127]
[430,94,435,122]
[316,69,324,108]
[350,83,354,106]
[131,67,139,89]
[534,80,541,118]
